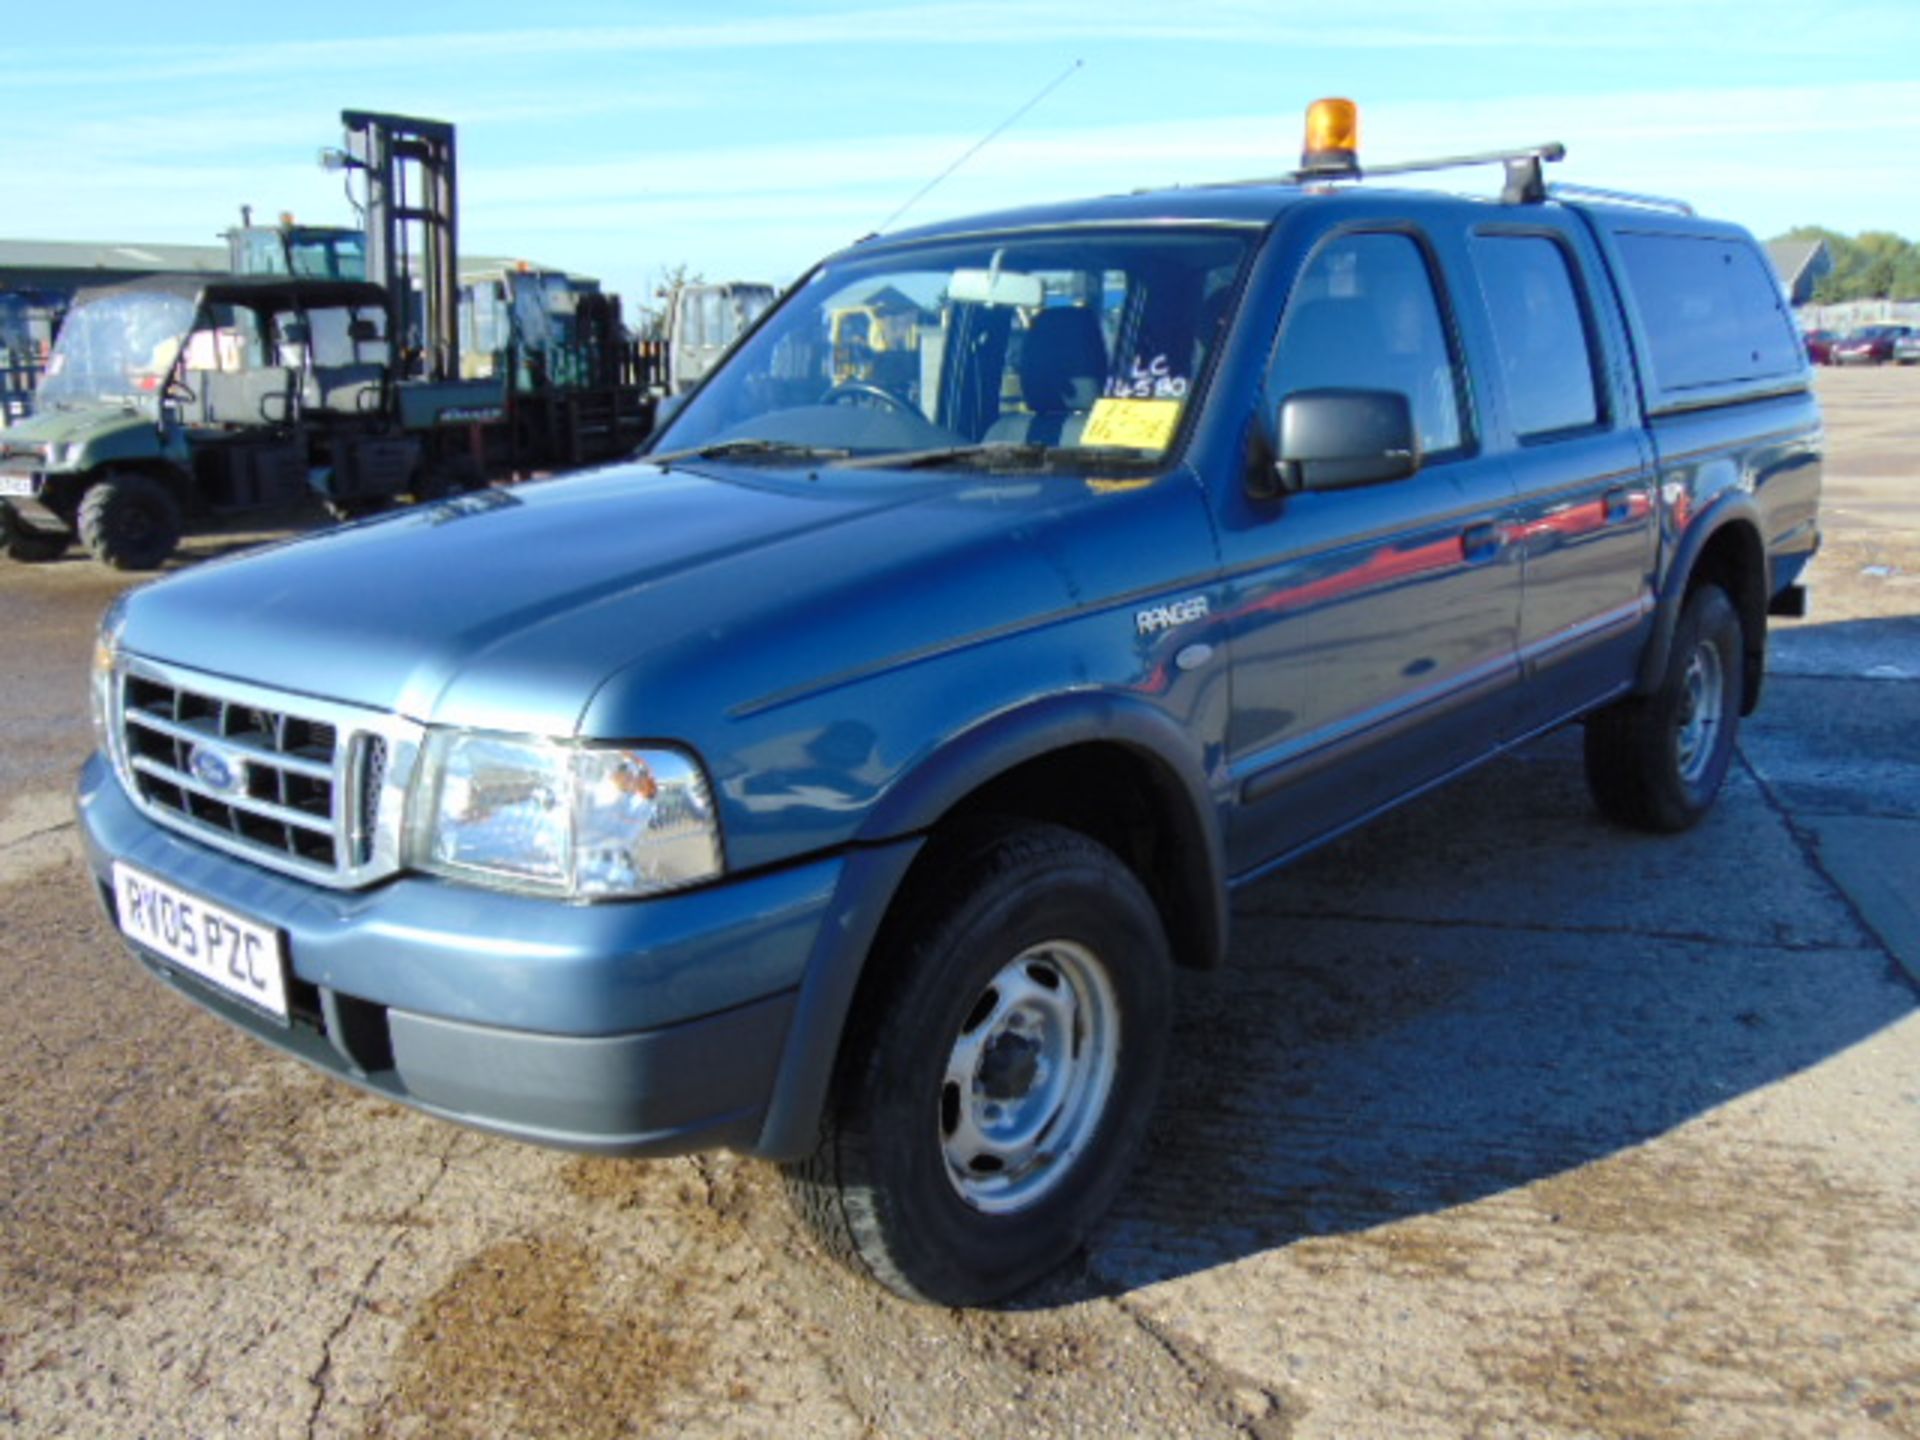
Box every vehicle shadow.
[1029,720,1917,1305]
[5,500,331,574]
[167,500,333,567]
[1767,611,1920,682]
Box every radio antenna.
[874,59,1084,235]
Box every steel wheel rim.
[1675,639,1724,785]
[939,939,1120,1215]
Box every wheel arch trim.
[751,693,1228,1160]
[1640,494,1769,712]
[861,690,1227,966]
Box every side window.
[676,293,703,348]
[1615,232,1803,392]
[183,305,257,374]
[1269,231,1464,458]
[305,309,359,368]
[1473,234,1602,438]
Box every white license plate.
[113,862,289,1021]
[0,474,35,497]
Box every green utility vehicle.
[0,272,448,568]
[2,110,658,569]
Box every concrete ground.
[1,368,1914,1438]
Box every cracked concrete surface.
[1,369,1915,1437]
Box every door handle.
[1461,522,1503,564]
[1602,486,1636,525]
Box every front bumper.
[78,751,851,1156]
[0,467,68,531]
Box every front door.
[1220,226,1522,876]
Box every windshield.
[652,228,1254,470]
[288,230,366,281]
[734,284,776,330]
[509,272,577,350]
[232,226,367,282]
[39,291,197,408]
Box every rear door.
[1465,220,1657,733]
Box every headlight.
[90,598,127,755]
[407,730,722,899]
[57,441,87,468]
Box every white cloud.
[11,0,1902,95]
[8,4,1918,298]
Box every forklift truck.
[0,272,448,566]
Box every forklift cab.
[227,220,369,283]
[669,282,777,394]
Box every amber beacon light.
[1301,97,1361,176]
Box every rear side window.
[1473,235,1602,439]
[1616,233,1801,393]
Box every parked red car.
[1832,325,1914,365]
[1802,329,1838,365]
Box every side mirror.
[1263,388,1419,496]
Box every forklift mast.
[342,110,459,384]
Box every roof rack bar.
[1205,141,1567,200]
[1323,141,1566,184]
[1205,139,1582,205]
[1546,181,1694,216]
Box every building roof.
[1766,238,1832,295]
[0,236,229,275]
[0,237,595,288]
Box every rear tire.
[782,822,1172,1306]
[1,502,68,562]
[1585,582,1744,832]
[77,474,182,571]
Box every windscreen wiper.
[839,442,1158,471]
[837,443,1040,470]
[645,438,853,466]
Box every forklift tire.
[78,474,183,571]
[1,503,69,562]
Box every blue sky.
[6,1,1918,307]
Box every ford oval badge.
[189,745,244,795]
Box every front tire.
[77,474,182,571]
[783,822,1173,1306]
[1585,582,1744,832]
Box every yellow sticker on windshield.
[1082,398,1181,452]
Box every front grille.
[112,658,420,888]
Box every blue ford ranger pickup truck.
[77,104,1821,1305]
